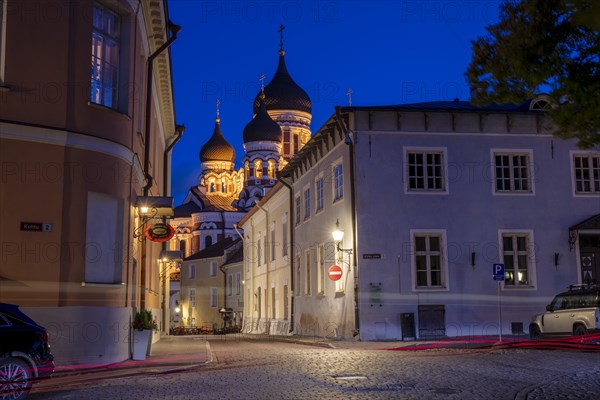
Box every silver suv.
[529,284,600,339]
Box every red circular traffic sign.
[328,265,343,281]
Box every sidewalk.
[50,335,211,379]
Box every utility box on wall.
[400,313,416,340]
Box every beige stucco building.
[0,0,180,364]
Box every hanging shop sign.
[144,223,175,242]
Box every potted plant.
[132,309,157,360]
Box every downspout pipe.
[143,22,181,196]
[335,106,360,336]
[160,124,184,334]
[277,174,295,333]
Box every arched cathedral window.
[254,160,263,178]
[268,160,275,179]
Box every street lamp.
[332,219,352,254]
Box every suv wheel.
[529,325,542,340]
[0,357,32,400]
[573,324,588,336]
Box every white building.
[272,98,600,341]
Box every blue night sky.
[168,0,502,205]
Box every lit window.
[573,153,600,194]
[494,152,532,193]
[268,160,275,179]
[502,233,533,287]
[254,160,263,178]
[90,2,120,108]
[407,151,445,191]
[333,163,343,201]
[317,244,325,294]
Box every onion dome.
[199,118,236,163]
[243,94,283,143]
[253,50,312,114]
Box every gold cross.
[259,74,266,93]
[216,99,220,120]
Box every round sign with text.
[328,265,343,281]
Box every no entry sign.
[328,265,343,281]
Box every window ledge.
[87,101,131,121]
[335,291,345,298]
[0,85,11,93]
[81,281,125,288]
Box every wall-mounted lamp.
[471,252,476,269]
[554,252,560,267]
[332,219,352,254]
[174,300,180,314]
[133,196,175,239]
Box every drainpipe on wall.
[142,22,181,196]
[335,106,360,337]
[140,21,180,310]
[277,175,295,334]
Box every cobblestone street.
[27,336,600,400]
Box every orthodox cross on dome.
[278,24,285,53]
[259,73,266,96]
[216,99,221,122]
[347,88,353,106]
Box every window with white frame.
[316,176,324,212]
[317,244,325,294]
[257,237,262,266]
[406,150,445,191]
[413,232,447,288]
[304,249,311,295]
[493,151,532,193]
[210,261,217,277]
[91,2,121,108]
[304,188,311,220]
[235,272,241,295]
[335,245,344,293]
[227,274,233,296]
[210,287,218,307]
[333,163,343,201]
[295,196,301,225]
[501,232,534,287]
[271,225,276,261]
[295,254,301,296]
[263,234,268,264]
[189,288,196,308]
[282,221,288,257]
[573,153,600,194]
[188,264,196,279]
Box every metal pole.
[498,281,502,342]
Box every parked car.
[0,303,55,400]
[529,284,600,339]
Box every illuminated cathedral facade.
[169,35,312,257]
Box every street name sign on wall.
[493,263,505,281]
[20,222,52,232]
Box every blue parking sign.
[493,263,505,281]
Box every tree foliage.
[467,0,600,148]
